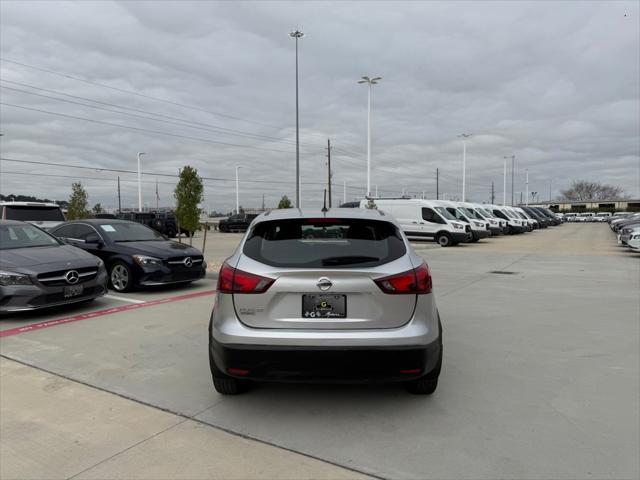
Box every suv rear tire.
[212,377,250,395]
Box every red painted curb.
[0,289,216,338]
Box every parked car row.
[609,212,640,253]
[0,219,206,313]
[562,212,616,222]
[337,199,562,247]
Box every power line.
[0,102,297,154]
[0,80,328,149]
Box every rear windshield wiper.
[321,255,380,266]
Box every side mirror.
[85,233,102,245]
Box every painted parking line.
[104,294,145,304]
[0,289,216,339]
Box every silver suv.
[208,209,443,395]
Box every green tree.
[92,203,103,215]
[278,195,293,209]
[67,182,90,220]
[174,165,204,245]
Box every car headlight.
[133,255,163,267]
[489,220,497,225]
[453,223,464,230]
[0,270,33,286]
[473,221,484,227]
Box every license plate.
[302,294,346,319]
[63,284,84,298]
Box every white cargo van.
[360,198,472,247]
[429,200,490,242]
[468,203,506,234]
[486,205,526,234]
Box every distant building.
[530,199,640,212]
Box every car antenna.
[322,189,328,213]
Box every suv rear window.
[243,218,406,268]
[4,206,65,221]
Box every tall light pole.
[358,76,382,197]
[137,152,145,212]
[458,133,473,202]
[235,166,243,214]
[290,30,304,208]
[504,155,514,206]
[525,169,529,206]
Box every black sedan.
[50,219,206,292]
[1,220,107,313]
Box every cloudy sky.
[1,0,638,212]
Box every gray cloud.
[1,0,638,212]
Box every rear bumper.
[210,338,442,383]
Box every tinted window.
[244,218,406,268]
[51,224,77,238]
[434,207,457,221]
[75,224,99,240]
[4,206,64,221]
[422,208,444,224]
[0,224,60,250]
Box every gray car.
[208,209,443,395]
[0,220,108,313]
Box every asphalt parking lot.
[1,223,638,479]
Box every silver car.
[208,209,443,395]
[0,220,108,313]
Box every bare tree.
[559,180,627,201]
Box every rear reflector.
[399,369,422,375]
[227,368,250,376]
[218,262,275,294]
[374,262,432,294]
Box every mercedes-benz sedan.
[209,209,443,395]
[50,219,206,292]
[0,220,107,313]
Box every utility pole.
[504,155,515,206]
[458,133,473,201]
[549,179,552,201]
[117,176,121,213]
[137,152,145,212]
[525,169,529,206]
[326,139,332,208]
[343,180,346,205]
[511,155,515,206]
[436,168,439,200]
[155,178,159,210]
[262,194,265,210]
[491,181,495,204]
[520,191,523,205]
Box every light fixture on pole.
[458,133,473,202]
[235,166,243,214]
[137,152,145,212]
[358,75,382,197]
[289,29,304,208]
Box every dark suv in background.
[218,213,258,233]
[116,211,180,238]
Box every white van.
[513,207,538,230]
[429,200,490,242]
[0,202,66,230]
[360,198,472,247]
[486,205,526,234]
[468,203,506,234]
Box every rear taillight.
[374,263,432,294]
[217,262,275,294]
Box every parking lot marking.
[104,295,145,304]
[0,289,216,339]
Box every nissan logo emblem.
[316,277,333,291]
[183,257,193,268]
[64,270,80,285]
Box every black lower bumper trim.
[210,339,442,383]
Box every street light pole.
[137,152,145,212]
[458,133,472,202]
[358,76,382,197]
[525,169,529,206]
[503,155,514,206]
[235,166,243,214]
[290,30,304,208]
